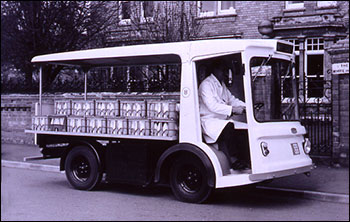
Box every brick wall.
[339,76,349,150]
[1,107,34,144]
[106,1,348,41]
[328,37,349,166]
[235,1,283,38]
[195,1,284,39]
[1,95,47,144]
[196,15,240,38]
[1,94,81,144]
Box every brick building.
[105,1,349,165]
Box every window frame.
[218,1,236,15]
[284,38,327,103]
[317,1,337,8]
[140,1,154,23]
[119,1,132,25]
[198,1,216,17]
[197,1,236,17]
[285,1,305,10]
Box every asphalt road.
[1,166,348,221]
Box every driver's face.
[213,67,228,84]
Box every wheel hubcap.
[72,156,90,182]
[177,165,202,193]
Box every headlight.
[303,138,311,154]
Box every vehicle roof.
[31,39,285,67]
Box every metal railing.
[299,79,332,157]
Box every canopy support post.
[84,70,88,101]
[39,66,42,115]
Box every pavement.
[1,142,349,204]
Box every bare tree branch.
[1,1,119,91]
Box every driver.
[199,59,249,170]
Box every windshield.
[250,57,299,122]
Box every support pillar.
[297,35,306,104]
[323,34,336,101]
[39,66,42,115]
[81,67,90,101]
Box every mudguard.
[154,143,215,187]
[60,139,103,172]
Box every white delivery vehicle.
[25,39,314,203]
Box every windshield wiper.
[252,54,272,82]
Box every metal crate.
[48,115,67,132]
[54,100,71,115]
[67,116,86,133]
[96,100,120,117]
[120,100,147,118]
[86,117,107,134]
[127,119,150,136]
[71,100,95,116]
[147,100,178,120]
[150,119,178,138]
[32,116,49,131]
[107,118,127,135]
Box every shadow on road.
[98,182,173,198]
[54,180,305,206]
[209,186,304,207]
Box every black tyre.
[65,146,102,190]
[169,156,213,203]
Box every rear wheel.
[169,156,213,203]
[65,146,102,190]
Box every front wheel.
[65,146,102,191]
[169,156,213,203]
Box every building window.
[218,1,236,15]
[306,54,324,98]
[119,1,154,24]
[141,1,153,20]
[198,1,236,17]
[285,38,326,101]
[317,1,337,8]
[198,1,216,17]
[285,1,304,10]
[307,38,324,51]
[119,1,131,24]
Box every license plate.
[291,143,300,155]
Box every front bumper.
[249,164,315,181]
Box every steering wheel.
[253,102,264,110]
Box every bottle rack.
[33,98,179,140]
